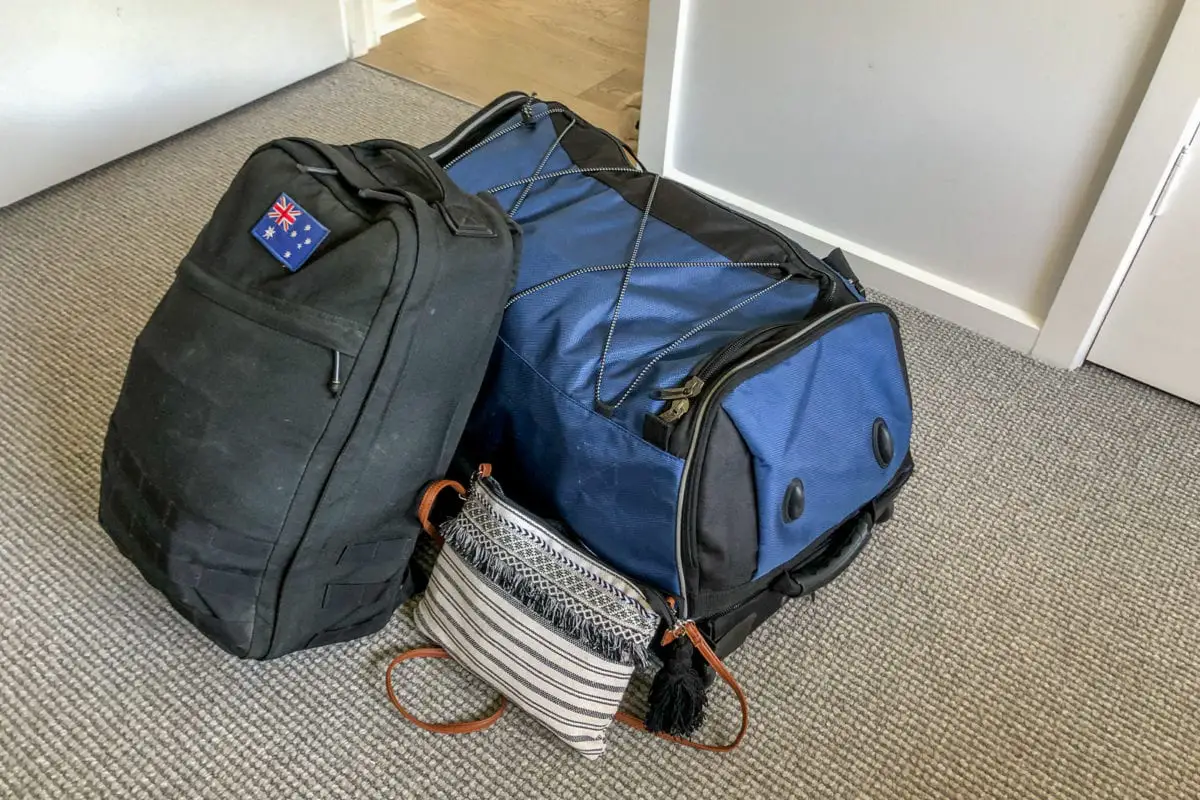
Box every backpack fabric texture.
[98,137,521,659]
[427,94,914,652]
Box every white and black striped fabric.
[414,476,659,758]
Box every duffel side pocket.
[717,304,912,582]
[686,304,913,608]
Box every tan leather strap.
[614,621,750,752]
[385,647,509,735]
[416,465,491,544]
[416,479,466,545]
[395,468,503,734]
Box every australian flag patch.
[251,193,330,271]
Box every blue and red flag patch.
[251,193,330,271]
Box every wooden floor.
[360,0,647,135]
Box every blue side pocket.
[721,308,912,578]
[471,340,687,594]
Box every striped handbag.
[385,467,748,758]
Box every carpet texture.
[1,64,1198,799]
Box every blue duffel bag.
[427,94,914,721]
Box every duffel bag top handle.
[281,138,497,238]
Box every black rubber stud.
[873,418,894,468]
[782,478,805,524]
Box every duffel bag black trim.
[687,451,913,621]
[546,109,851,302]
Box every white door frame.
[637,0,689,176]
[1031,0,1200,368]
[639,0,1200,368]
[343,0,423,57]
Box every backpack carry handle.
[282,138,497,238]
[771,514,872,598]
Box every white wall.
[0,0,349,207]
[651,0,1183,350]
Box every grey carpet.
[1,63,1198,799]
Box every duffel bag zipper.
[652,323,794,427]
[424,92,530,163]
[672,302,894,617]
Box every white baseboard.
[666,169,1043,353]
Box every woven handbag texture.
[415,475,660,758]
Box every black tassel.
[693,640,716,688]
[645,637,708,735]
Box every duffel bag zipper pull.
[653,376,705,424]
[329,350,343,396]
[520,93,538,126]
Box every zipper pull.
[652,376,705,424]
[657,399,691,425]
[520,93,539,126]
[329,350,343,396]
[660,620,691,647]
[654,376,705,401]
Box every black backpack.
[98,138,520,659]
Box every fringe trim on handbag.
[442,514,655,667]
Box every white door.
[0,0,349,207]
[1088,126,1200,404]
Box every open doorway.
[359,0,648,147]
